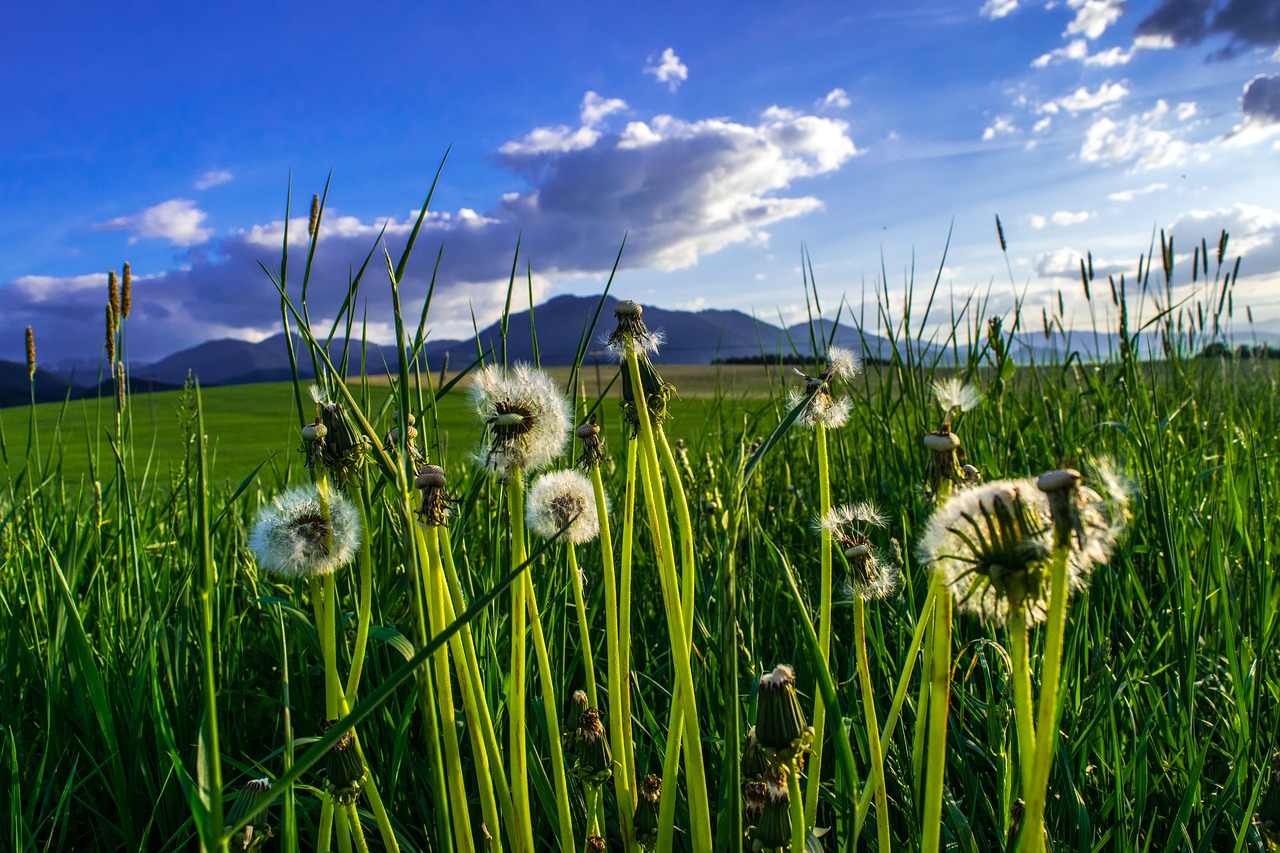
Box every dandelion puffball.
[526,469,603,544]
[470,363,571,475]
[248,485,362,579]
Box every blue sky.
[4,0,1280,365]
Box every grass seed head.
[121,263,132,319]
[248,485,362,579]
[471,363,570,476]
[24,326,35,379]
[527,469,603,544]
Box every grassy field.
[4,212,1277,853]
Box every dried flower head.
[309,385,372,484]
[585,836,606,853]
[606,299,664,358]
[817,502,901,601]
[569,706,612,786]
[919,475,1123,625]
[415,464,451,526]
[249,485,362,579]
[470,363,571,475]
[923,427,966,496]
[575,414,607,470]
[526,469,603,544]
[634,774,662,851]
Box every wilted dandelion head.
[307,385,372,482]
[526,469,602,544]
[575,413,607,470]
[786,385,852,430]
[415,464,451,526]
[470,363,570,475]
[606,299,663,358]
[569,706,612,786]
[634,775,662,850]
[750,779,792,849]
[248,485,362,579]
[933,375,982,424]
[817,502,901,601]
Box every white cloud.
[94,199,213,246]
[195,169,233,190]
[1033,116,1053,133]
[1065,0,1124,39]
[818,88,851,109]
[1053,81,1129,113]
[580,91,627,128]
[982,115,1017,140]
[1079,100,1204,170]
[1052,210,1095,225]
[1169,203,1280,262]
[1032,32,1174,68]
[1108,182,1168,201]
[675,296,709,311]
[8,97,859,361]
[644,48,688,92]
[980,0,1019,20]
[1030,214,1048,229]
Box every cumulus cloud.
[1138,0,1280,56]
[1030,210,1095,228]
[1168,202,1280,267]
[1032,34,1176,67]
[982,115,1018,140]
[818,88,852,109]
[1079,100,1205,169]
[580,91,628,127]
[644,48,688,91]
[5,98,858,362]
[93,199,214,247]
[1053,81,1129,112]
[1065,0,1125,39]
[195,169,234,190]
[1242,73,1280,123]
[981,0,1020,19]
[1108,181,1169,201]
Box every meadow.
[2,197,1278,853]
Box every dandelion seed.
[933,375,982,422]
[526,469,602,544]
[825,345,863,381]
[470,363,570,475]
[248,485,362,579]
[786,383,852,430]
[606,300,663,358]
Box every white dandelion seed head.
[787,387,852,430]
[825,346,863,381]
[918,476,1116,626]
[816,501,889,535]
[309,384,326,404]
[604,327,665,361]
[470,362,571,475]
[248,485,362,579]
[933,376,983,417]
[526,469,604,545]
[817,501,899,601]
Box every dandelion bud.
[570,689,590,723]
[741,726,768,782]
[313,388,370,484]
[324,722,366,804]
[755,665,810,757]
[121,263,132,319]
[570,707,612,787]
[634,774,662,851]
[415,464,450,526]
[742,780,767,823]
[226,777,273,850]
[24,326,35,380]
[750,780,792,850]
[585,836,606,853]
[575,413,607,470]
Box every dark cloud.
[1137,0,1280,54]
[2,102,858,364]
[1242,73,1280,121]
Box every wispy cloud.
[93,199,213,246]
[1108,181,1168,201]
[982,115,1017,141]
[644,48,688,91]
[195,169,234,190]
[817,87,851,109]
[980,0,1019,20]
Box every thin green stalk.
[1022,546,1072,853]
[567,544,598,706]
[587,463,637,850]
[618,440,639,796]
[524,573,576,853]
[416,524,476,853]
[788,766,806,853]
[803,423,833,828]
[920,591,952,853]
[335,807,353,853]
[507,470,535,853]
[194,390,225,853]
[624,347,712,851]
[855,599,889,852]
[1009,606,1037,796]
[343,485,376,706]
[345,803,371,853]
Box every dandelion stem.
[1009,605,1038,795]
[618,440,639,797]
[524,572,575,853]
[855,598,890,852]
[567,543,598,706]
[507,470,535,853]
[803,423,833,829]
[343,483,376,707]
[920,590,952,853]
[1022,545,1072,852]
[788,765,806,853]
[345,803,371,853]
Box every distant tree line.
[1199,342,1280,360]
[712,352,889,366]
